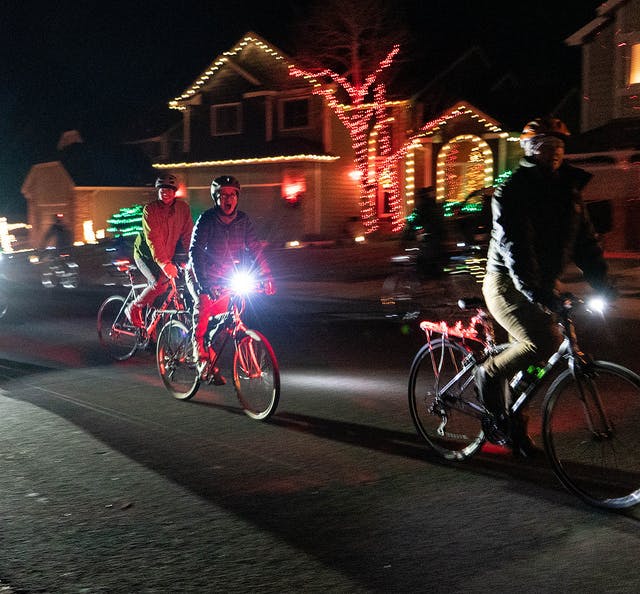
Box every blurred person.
[42,213,73,250]
[187,175,275,383]
[403,186,445,277]
[476,117,615,457]
[126,172,193,328]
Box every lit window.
[211,103,242,136]
[630,43,640,85]
[280,98,310,130]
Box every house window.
[280,98,310,130]
[211,103,241,136]
[630,43,640,85]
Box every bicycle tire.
[408,339,485,460]
[156,320,200,400]
[543,361,640,509]
[233,330,280,420]
[97,295,139,360]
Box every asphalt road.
[1,244,640,593]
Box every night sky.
[1,0,603,220]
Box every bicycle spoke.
[97,295,138,360]
[544,362,640,509]
[233,331,280,420]
[409,339,484,460]
[156,320,200,400]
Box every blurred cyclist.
[187,175,275,383]
[126,172,193,328]
[42,213,73,250]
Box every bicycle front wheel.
[409,339,484,460]
[233,330,280,420]
[97,295,138,360]
[156,320,200,400]
[543,361,640,509]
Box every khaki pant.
[481,271,561,407]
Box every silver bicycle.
[408,293,640,510]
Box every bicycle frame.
[202,291,253,369]
[104,260,188,342]
[423,295,597,424]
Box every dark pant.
[481,271,561,409]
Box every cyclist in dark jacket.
[187,175,275,383]
[476,117,613,457]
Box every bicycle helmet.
[155,173,178,191]
[520,117,569,143]
[210,175,241,204]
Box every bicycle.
[97,259,191,361]
[156,270,280,420]
[408,293,640,510]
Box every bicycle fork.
[235,335,263,379]
[571,364,614,440]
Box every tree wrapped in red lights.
[289,45,399,233]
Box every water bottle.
[510,365,545,395]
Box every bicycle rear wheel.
[543,361,640,509]
[97,295,138,360]
[233,330,280,420]
[409,339,484,460]
[156,320,200,400]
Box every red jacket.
[134,199,193,266]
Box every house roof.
[169,32,295,110]
[565,0,630,45]
[415,101,506,139]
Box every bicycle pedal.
[481,416,510,446]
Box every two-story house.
[565,0,640,251]
[146,32,519,243]
[21,32,521,248]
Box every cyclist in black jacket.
[476,117,614,457]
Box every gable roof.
[169,32,295,111]
[566,0,631,45]
[415,101,506,139]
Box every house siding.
[566,152,640,251]
[583,27,616,131]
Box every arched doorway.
[436,134,494,203]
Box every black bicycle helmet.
[210,175,241,204]
[155,173,178,191]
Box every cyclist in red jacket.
[187,175,275,383]
[126,173,193,327]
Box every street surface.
[1,241,640,593]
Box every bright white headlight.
[229,270,256,295]
[587,296,607,314]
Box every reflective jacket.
[188,208,271,293]
[134,199,193,266]
[485,158,608,303]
